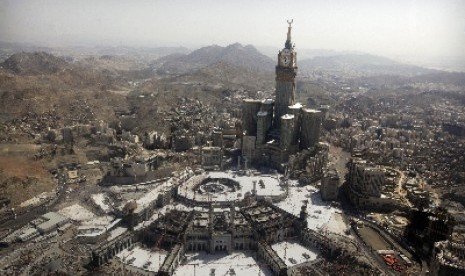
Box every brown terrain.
[0,52,132,206]
[0,46,277,207]
[0,144,55,206]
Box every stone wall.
[157,243,185,276]
[257,241,287,276]
[91,232,134,266]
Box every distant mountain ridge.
[2,46,462,91]
[0,41,190,64]
[1,51,69,75]
[156,43,438,78]
[257,46,361,60]
[156,43,275,75]
[298,54,437,77]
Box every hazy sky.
[1,0,464,58]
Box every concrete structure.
[186,206,254,254]
[257,241,287,276]
[320,169,339,201]
[35,212,70,234]
[137,199,313,275]
[109,157,150,178]
[103,155,173,185]
[348,159,385,198]
[280,114,297,150]
[288,103,303,145]
[242,99,262,136]
[123,181,176,228]
[200,146,222,170]
[406,208,456,256]
[76,219,122,244]
[300,109,322,150]
[83,167,362,275]
[18,228,40,242]
[346,158,403,211]
[300,228,347,258]
[274,20,297,129]
[288,142,329,184]
[5,212,69,243]
[91,232,134,266]
[158,243,185,276]
[257,110,272,145]
[431,241,465,276]
[240,21,323,171]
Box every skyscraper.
[274,20,297,129]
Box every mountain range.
[155,43,275,75]
[298,54,437,77]
[0,42,464,134]
[2,43,464,90]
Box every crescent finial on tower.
[287,19,293,27]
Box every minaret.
[209,203,214,233]
[299,203,308,229]
[229,203,236,230]
[208,203,215,253]
[229,203,236,253]
[252,180,257,196]
[274,20,298,129]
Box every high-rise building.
[300,108,322,150]
[240,20,323,170]
[241,99,262,136]
[274,20,297,129]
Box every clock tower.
[274,20,297,128]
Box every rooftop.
[262,98,274,104]
[271,241,318,266]
[289,103,303,109]
[174,251,272,276]
[243,98,262,103]
[302,108,321,114]
[282,114,295,120]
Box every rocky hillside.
[169,61,274,91]
[0,52,129,126]
[75,55,155,80]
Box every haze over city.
[1,0,464,59]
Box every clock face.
[281,54,290,66]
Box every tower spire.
[285,19,293,49]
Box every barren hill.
[177,61,274,91]
[1,51,69,75]
[0,52,130,126]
